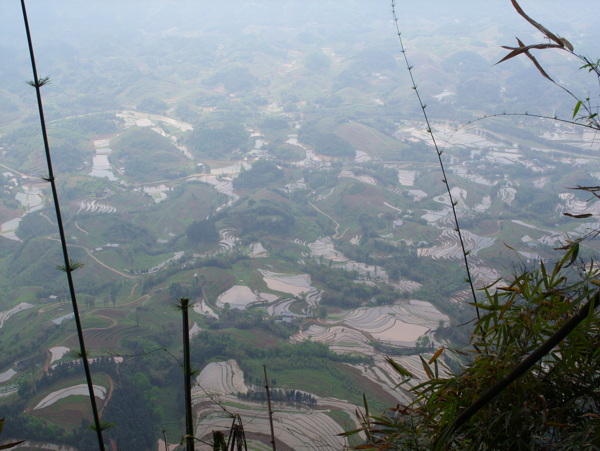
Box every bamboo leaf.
[419,355,434,379]
[566,241,580,267]
[563,212,593,218]
[0,442,26,450]
[497,286,521,293]
[385,357,414,378]
[496,42,559,65]
[429,348,445,364]
[572,100,583,118]
[559,37,574,52]
[511,0,565,47]
[523,50,553,81]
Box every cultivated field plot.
[193,360,356,450]
[417,229,495,260]
[34,384,106,410]
[297,301,449,349]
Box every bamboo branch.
[436,291,600,447]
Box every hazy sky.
[1,0,598,125]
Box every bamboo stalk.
[263,365,277,451]
[180,298,195,451]
[20,1,105,448]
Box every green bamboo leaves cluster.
[351,244,599,449]
[346,2,600,449]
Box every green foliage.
[303,167,341,190]
[351,244,600,449]
[202,67,260,93]
[185,121,249,158]
[304,51,332,72]
[232,203,295,236]
[298,122,354,157]
[304,261,399,308]
[191,333,371,396]
[233,160,284,190]
[269,141,306,161]
[186,218,219,245]
[110,127,191,181]
[353,163,398,187]
[261,117,289,131]
[15,211,55,240]
[137,97,168,115]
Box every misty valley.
[0,1,598,449]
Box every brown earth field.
[64,324,142,350]
[32,399,95,430]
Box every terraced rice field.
[216,285,264,310]
[295,301,448,349]
[49,346,70,365]
[0,302,33,329]
[259,270,314,296]
[193,360,355,450]
[417,229,495,260]
[34,384,106,410]
[78,199,117,214]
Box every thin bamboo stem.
[391,1,480,319]
[263,365,277,451]
[181,298,194,451]
[20,1,105,448]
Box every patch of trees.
[269,141,306,161]
[110,127,189,181]
[0,115,117,173]
[333,68,369,91]
[357,213,387,242]
[6,238,67,291]
[174,101,198,123]
[354,163,398,186]
[1,121,96,172]
[304,262,399,308]
[5,356,165,450]
[49,129,95,172]
[191,332,370,374]
[298,122,354,157]
[16,211,56,240]
[314,94,343,109]
[101,370,160,450]
[512,186,559,218]
[233,203,295,236]
[351,46,398,72]
[206,309,296,339]
[441,50,491,76]
[0,401,69,448]
[53,113,122,136]
[304,51,332,72]
[335,239,412,270]
[233,160,284,190]
[103,218,155,246]
[238,388,317,406]
[186,217,219,245]
[137,96,168,115]
[185,121,249,158]
[261,117,289,130]
[202,67,260,93]
[303,167,341,190]
[168,281,202,301]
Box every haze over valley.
[0,1,598,449]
